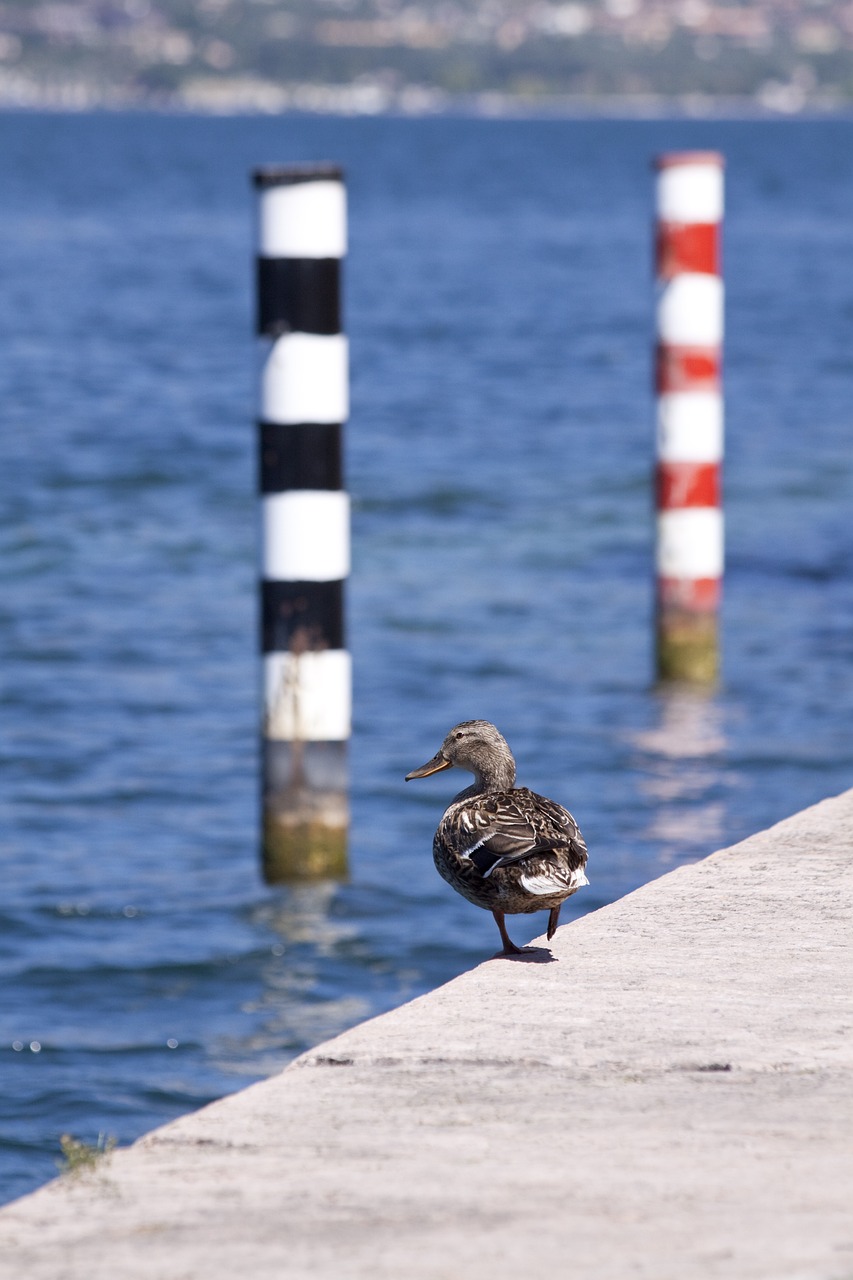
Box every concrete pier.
[1,789,851,1279]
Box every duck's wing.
[448,788,588,881]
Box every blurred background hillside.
[0,0,852,113]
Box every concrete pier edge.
[1,789,851,1279]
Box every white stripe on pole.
[264,650,352,742]
[258,181,348,259]
[262,490,350,582]
[657,274,724,347]
[656,509,724,579]
[259,333,349,425]
[657,392,724,463]
[657,163,724,223]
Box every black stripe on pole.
[262,580,345,654]
[257,258,341,337]
[253,164,343,188]
[259,423,343,494]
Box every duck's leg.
[547,905,561,941]
[492,910,525,956]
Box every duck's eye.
[454,733,463,741]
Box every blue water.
[1,112,852,1206]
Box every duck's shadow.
[493,946,556,964]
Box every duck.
[405,720,588,955]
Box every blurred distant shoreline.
[0,83,851,120]
[3,0,853,119]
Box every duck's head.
[405,720,516,793]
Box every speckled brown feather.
[433,786,588,917]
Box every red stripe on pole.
[655,151,724,170]
[656,344,721,393]
[657,577,721,612]
[656,462,721,510]
[656,221,719,279]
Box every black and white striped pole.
[253,164,350,882]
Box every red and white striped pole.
[654,151,724,683]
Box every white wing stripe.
[461,832,495,857]
[519,868,589,896]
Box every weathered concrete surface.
[1,790,852,1280]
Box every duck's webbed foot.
[492,910,527,956]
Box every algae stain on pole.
[654,151,724,685]
[254,164,350,882]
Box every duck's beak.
[405,751,452,781]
